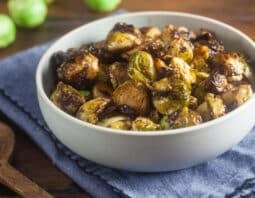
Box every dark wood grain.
[0,123,53,198]
[0,0,254,197]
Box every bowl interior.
[37,12,255,132]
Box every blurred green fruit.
[44,0,54,5]
[8,0,47,28]
[85,0,121,12]
[0,14,16,48]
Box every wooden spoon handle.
[0,161,53,198]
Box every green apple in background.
[44,0,55,5]
[8,0,47,28]
[0,14,16,48]
[85,0,121,12]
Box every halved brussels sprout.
[92,82,113,98]
[161,24,177,47]
[112,80,150,115]
[106,23,142,52]
[146,39,166,58]
[97,116,131,130]
[76,97,111,124]
[213,52,246,82]
[128,51,156,85]
[167,37,194,63]
[194,29,224,53]
[222,84,253,109]
[177,26,197,40]
[197,93,226,121]
[162,24,194,62]
[51,82,86,115]
[108,62,129,89]
[152,77,172,93]
[170,57,196,84]
[140,27,161,39]
[132,117,160,131]
[152,77,191,115]
[153,95,187,115]
[191,45,211,79]
[170,79,191,101]
[170,107,203,129]
[205,71,228,93]
[57,52,99,89]
[106,32,141,52]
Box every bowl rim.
[36,11,255,136]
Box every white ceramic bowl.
[36,11,255,172]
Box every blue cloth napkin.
[1,43,255,198]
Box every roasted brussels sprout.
[108,62,129,89]
[162,25,194,62]
[145,39,166,58]
[106,22,142,52]
[178,26,197,40]
[191,45,211,79]
[106,32,140,52]
[51,82,86,115]
[92,82,113,98]
[222,84,253,109]
[167,37,194,63]
[153,95,187,115]
[128,51,156,85]
[197,93,226,121]
[132,117,160,131]
[152,78,191,115]
[161,24,177,47]
[170,78,191,101]
[98,116,131,130]
[50,22,254,131]
[170,57,196,84]
[194,29,224,53]
[57,53,99,89]
[80,41,114,63]
[112,80,150,115]
[152,77,172,93]
[205,71,228,93]
[140,26,161,39]
[50,51,69,69]
[212,52,247,82]
[76,97,111,124]
[170,107,203,129]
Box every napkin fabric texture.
[0,38,255,198]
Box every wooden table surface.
[0,0,254,197]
